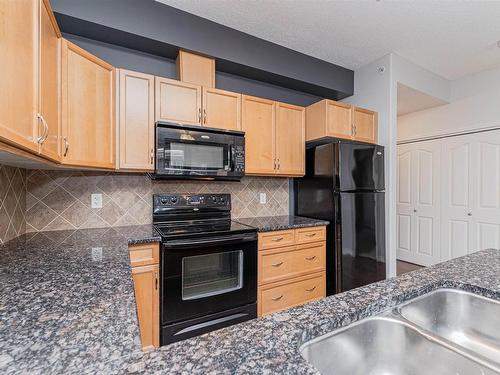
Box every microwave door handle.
[228,145,233,170]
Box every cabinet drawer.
[296,226,326,244]
[258,230,295,250]
[129,243,159,267]
[260,272,325,316]
[259,243,326,285]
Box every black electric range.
[153,194,258,345]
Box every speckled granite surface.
[1,225,499,374]
[235,215,329,232]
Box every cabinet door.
[0,0,38,153]
[119,69,155,171]
[202,87,241,130]
[177,50,215,88]
[132,264,159,351]
[242,95,275,175]
[38,0,60,161]
[61,40,115,169]
[326,100,352,139]
[275,102,305,176]
[353,107,378,144]
[155,77,201,125]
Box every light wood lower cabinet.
[60,39,115,169]
[306,99,378,144]
[257,226,326,316]
[118,69,155,171]
[129,243,160,351]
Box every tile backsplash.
[0,164,26,244]
[25,170,289,233]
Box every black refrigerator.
[294,139,386,295]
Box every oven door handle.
[164,233,257,249]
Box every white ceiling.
[397,83,447,116]
[157,0,500,80]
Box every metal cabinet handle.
[155,272,158,290]
[272,237,284,242]
[63,137,69,157]
[468,212,472,216]
[305,256,316,261]
[306,286,316,292]
[198,108,202,123]
[273,159,277,170]
[150,148,154,165]
[305,233,316,238]
[413,209,417,213]
[277,159,280,170]
[36,113,49,144]
[272,295,283,301]
[203,109,207,124]
[272,261,284,267]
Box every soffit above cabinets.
[51,0,353,100]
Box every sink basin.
[300,317,497,375]
[399,288,500,366]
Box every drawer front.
[258,229,295,250]
[259,243,326,285]
[296,226,326,244]
[129,243,159,267]
[260,273,325,316]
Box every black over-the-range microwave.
[152,122,245,181]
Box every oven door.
[155,123,243,179]
[161,232,257,324]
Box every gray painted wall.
[65,34,321,107]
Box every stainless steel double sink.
[300,289,500,374]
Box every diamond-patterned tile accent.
[24,169,290,233]
[0,164,26,244]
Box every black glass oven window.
[169,142,225,170]
[182,250,243,300]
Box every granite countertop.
[1,225,499,374]
[235,215,329,232]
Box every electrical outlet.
[259,192,267,204]
[91,247,103,261]
[91,193,103,209]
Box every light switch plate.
[91,193,103,209]
[259,192,267,204]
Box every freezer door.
[338,192,386,292]
[338,142,384,191]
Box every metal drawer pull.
[305,233,317,237]
[306,286,317,292]
[272,237,284,242]
[272,261,283,267]
[305,256,316,261]
[272,295,283,301]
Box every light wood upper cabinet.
[155,77,201,125]
[242,95,276,175]
[0,0,39,153]
[243,96,305,177]
[118,69,155,171]
[306,99,378,144]
[61,39,115,169]
[202,88,241,130]
[275,102,305,176]
[38,0,61,162]
[353,107,378,144]
[177,50,215,88]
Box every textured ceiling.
[397,83,447,116]
[156,0,500,80]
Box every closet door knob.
[467,212,472,216]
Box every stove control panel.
[154,194,231,209]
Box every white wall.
[398,65,500,141]
[342,54,396,277]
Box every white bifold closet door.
[441,130,500,260]
[397,140,441,266]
